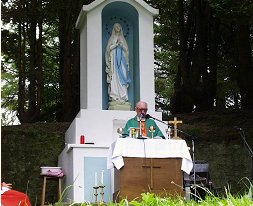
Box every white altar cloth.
[107,138,193,174]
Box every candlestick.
[93,186,99,203]
[95,172,98,187]
[149,126,156,139]
[100,185,105,203]
[101,170,104,185]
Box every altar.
[108,138,193,200]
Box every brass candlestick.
[100,185,105,203]
[131,128,137,138]
[93,186,99,203]
[149,126,156,139]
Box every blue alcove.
[102,2,139,110]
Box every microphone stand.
[176,128,197,199]
[146,114,198,198]
[236,128,253,182]
[139,113,145,138]
[139,119,142,138]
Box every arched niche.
[102,2,139,110]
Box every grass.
[48,181,253,206]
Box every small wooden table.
[41,175,63,206]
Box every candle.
[80,135,85,144]
[95,172,98,187]
[101,170,104,185]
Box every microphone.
[234,126,242,131]
[145,114,151,119]
[140,112,145,119]
[145,114,166,124]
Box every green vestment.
[123,116,164,138]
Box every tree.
[149,0,253,114]
[1,0,62,123]
[1,0,93,124]
[171,0,220,113]
[56,0,87,121]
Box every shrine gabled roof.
[76,0,159,29]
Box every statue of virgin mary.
[105,23,131,107]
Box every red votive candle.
[80,135,85,144]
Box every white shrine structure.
[58,0,167,203]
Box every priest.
[124,101,164,138]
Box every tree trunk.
[36,9,43,118]
[57,0,82,122]
[17,0,44,123]
[233,19,253,109]
[206,17,219,110]
[27,15,38,120]
[171,0,194,114]
[172,0,219,113]
[191,0,212,112]
[17,20,26,122]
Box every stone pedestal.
[108,101,131,111]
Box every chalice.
[117,127,124,138]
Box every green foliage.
[1,122,70,205]
[6,184,253,206]
[155,49,179,110]
[151,0,180,111]
[209,0,253,19]
[52,189,253,206]
[1,0,61,124]
[150,0,253,113]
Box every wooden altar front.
[114,157,183,201]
